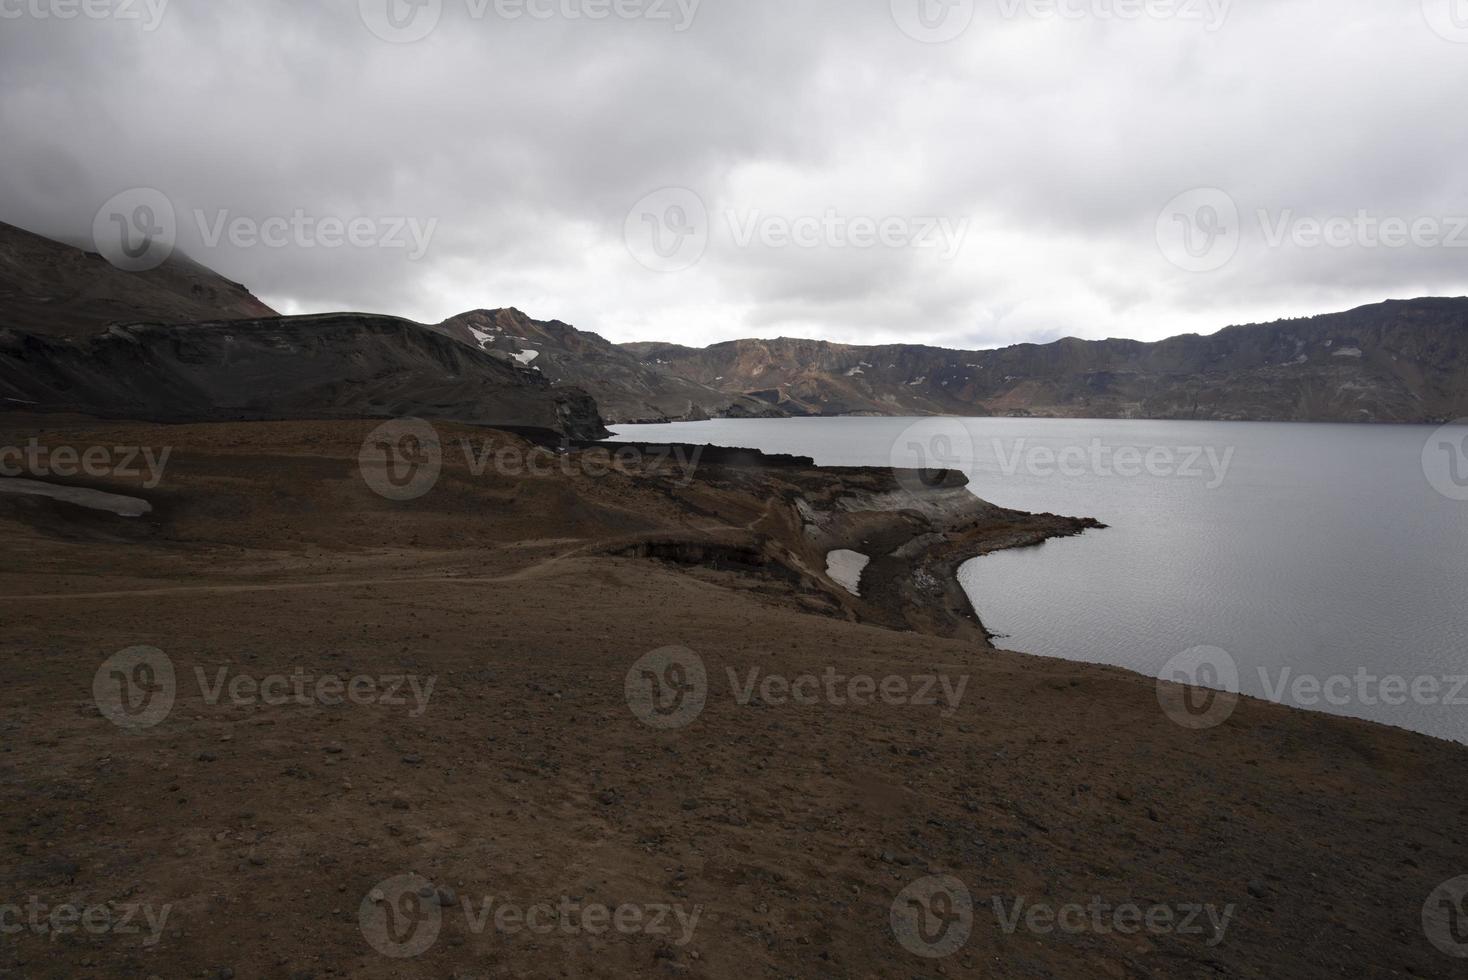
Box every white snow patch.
[1332,347,1363,358]
[0,479,152,517]
[846,366,864,376]
[468,327,495,350]
[512,349,540,366]
[826,549,870,597]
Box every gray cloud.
[1,0,1464,349]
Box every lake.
[609,417,1468,743]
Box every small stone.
[1248,880,1266,899]
[402,755,423,766]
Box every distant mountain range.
[2,219,1465,430]
[622,298,1468,424]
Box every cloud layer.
[2,0,1465,349]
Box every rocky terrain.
[625,298,1468,424]
[0,220,276,341]
[0,416,1464,979]
[0,314,608,441]
[4,219,1464,427]
[433,308,779,423]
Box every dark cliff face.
[432,308,779,424]
[0,314,609,441]
[0,220,278,341]
[622,298,1468,423]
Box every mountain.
[0,314,608,440]
[0,221,606,440]
[431,308,779,423]
[0,219,277,340]
[624,298,1468,424]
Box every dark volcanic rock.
[623,297,1468,424]
[0,219,277,341]
[434,308,779,424]
[0,314,608,441]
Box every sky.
[1,0,1465,351]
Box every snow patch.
[826,550,870,597]
[512,349,540,366]
[846,366,864,376]
[1332,347,1363,358]
[0,478,152,518]
[468,327,496,350]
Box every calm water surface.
[610,417,1468,743]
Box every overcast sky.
[2,0,1465,349]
